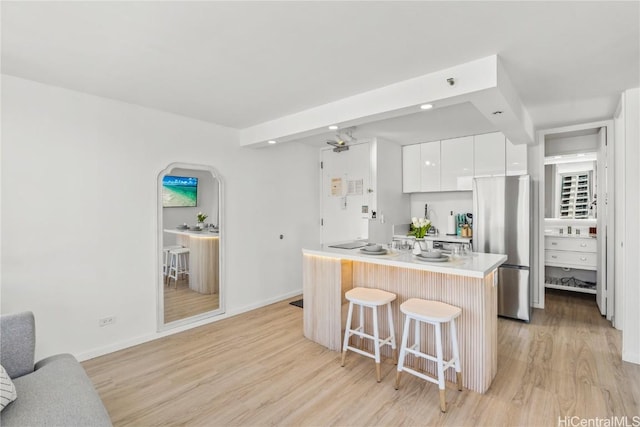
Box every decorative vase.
[411,239,422,255]
[416,238,428,251]
[196,222,204,229]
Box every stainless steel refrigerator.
[473,175,531,321]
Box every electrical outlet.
[98,316,116,327]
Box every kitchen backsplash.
[410,191,473,234]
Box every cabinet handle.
[551,255,558,259]
[580,257,587,261]
[580,243,587,247]
[551,242,558,245]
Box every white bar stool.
[163,245,182,282]
[341,287,397,382]
[395,298,462,413]
[167,247,190,289]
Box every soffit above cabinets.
[292,102,498,147]
[241,56,535,147]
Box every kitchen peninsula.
[302,246,506,393]
[164,229,219,295]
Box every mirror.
[544,153,597,219]
[157,162,224,329]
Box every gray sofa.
[0,312,112,426]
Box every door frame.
[535,120,614,317]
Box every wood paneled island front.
[302,246,506,393]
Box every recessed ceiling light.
[420,104,433,110]
[268,140,277,144]
[328,125,339,130]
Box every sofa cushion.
[0,354,111,426]
[0,312,35,379]
[0,365,17,411]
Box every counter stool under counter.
[302,245,506,394]
[341,287,397,382]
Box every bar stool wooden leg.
[450,318,463,391]
[359,304,365,350]
[341,301,354,367]
[395,315,411,390]
[434,322,446,412]
[387,302,397,363]
[372,305,381,382]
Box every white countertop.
[302,246,506,279]
[393,234,472,243]
[164,228,219,237]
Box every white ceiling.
[2,1,638,138]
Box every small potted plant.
[196,212,208,228]
[408,217,431,239]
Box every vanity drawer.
[545,237,596,253]
[545,250,597,270]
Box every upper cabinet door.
[420,141,441,192]
[474,132,506,177]
[506,138,528,175]
[402,144,422,193]
[441,136,473,191]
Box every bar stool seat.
[341,287,397,382]
[395,298,462,413]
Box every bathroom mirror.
[544,153,597,219]
[157,162,224,330]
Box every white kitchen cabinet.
[402,144,422,193]
[401,132,528,193]
[506,138,528,175]
[544,236,597,294]
[474,132,505,177]
[441,136,473,191]
[420,141,441,192]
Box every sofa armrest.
[0,311,35,379]
[34,354,75,371]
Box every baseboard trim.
[622,350,640,365]
[76,289,302,362]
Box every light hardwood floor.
[164,279,219,323]
[84,289,640,426]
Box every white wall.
[529,139,544,308]
[614,96,626,332]
[369,138,410,243]
[545,133,599,156]
[621,88,640,364]
[409,192,472,235]
[1,75,319,361]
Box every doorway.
[320,142,372,244]
[538,121,614,323]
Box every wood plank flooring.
[164,278,219,323]
[84,289,640,426]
